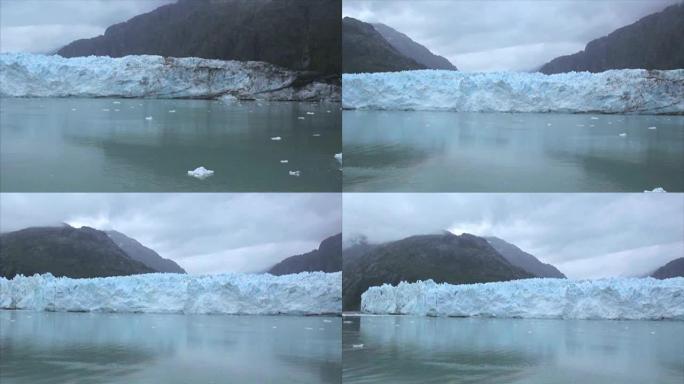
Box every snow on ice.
[360,278,684,320]
[0,272,341,315]
[342,69,684,114]
[187,166,214,179]
[0,53,339,101]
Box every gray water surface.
[343,111,684,192]
[0,311,341,384]
[0,98,341,192]
[343,315,684,384]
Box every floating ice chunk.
[644,187,667,193]
[590,116,599,120]
[102,108,110,112]
[187,166,214,179]
[0,271,342,315]
[289,170,301,177]
[343,320,353,324]
[360,278,684,320]
[280,160,289,164]
[352,344,364,349]
[334,153,342,163]
[145,116,153,120]
[270,136,282,141]
[313,133,321,137]
[169,110,176,113]
[326,110,332,113]
[619,132,627,137]
[323,319,332,323]
[306,112,315,115]
[298,116,306,120]
[112,101,121,104]
[647,126,656,130]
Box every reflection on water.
[0,98,341,192]
[343,111,684,192]
[343,316,684,384]
[0,311,341,384]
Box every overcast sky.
[343,0,682,71]
[0,193,341,275]
[343,193,684,279]
[0,0,174,53]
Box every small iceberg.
[102,108,110,112]
[169,110,176,113]
[352,344,364,349]
[289,170,301,177]
[112,101,121,104]
[590,116,599,120]
[619,132,627,137]
[334,153,342,163]
[271,136,282,141]
[145,116,153,120]
[298,116,306,120]
[648,126,657,130]
[644,187,667,193]
[306,112,315,115]
[313,133,321,137]
[280,160,289,164]
[187,166,214,179]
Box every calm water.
[0,311,341,384]
[343,111,684,192]
[343,315,684,384]
[0,98,341,192]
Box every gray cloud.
[343,193,684,279]
[0,193,341,275]
[0,0,174,53]
[343,0,682,71]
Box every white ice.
[644,187,667,192]
[271,136,282,141]
[187,166,214,179]
[342,69,684,114]
[0,271,341,315]
[334,153,342,163]
[289,170,301,176]
[360,278,684,320]
[0,53,339,101]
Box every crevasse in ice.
[0,271,341,315]
[361,277,684,320]
[342,69,684,114]
[0,53,339,101]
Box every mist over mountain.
[342,232,533,311]
[57,0,341,77]
[540,4,684,74]
[106,230,185,274]
[342,17,425,73]
[372,23,456,70]
[651,257,684,279]
[0,226,154,278]
[268,233,342,275]
[485,236,565,278]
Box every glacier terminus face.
[0,272,342,315]
[342,69,684,114]
[360,277,684,320]
[0,53,339,101]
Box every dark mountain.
[268,233,342,275]
[540,4,684,74]
[0,226,154,279]
[106,230,185,274]
[57,0,340,76]
[651,257,684,279]
[342,17,425,73]
[372,23,457,70]
[485,236,565,278]
[342,232,533,311]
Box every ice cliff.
[0,271,341,315]
[0,53,339,101]
[361,278,684,320]
[342,69,684,114]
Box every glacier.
[0,53,339,101]
[360,278,684,320]
[342,69,684,114]
[0,271,341,315]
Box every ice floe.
[360,278,684,320]
[289,170,301,177]
[342,69,684,114]
[0,53,339,101]
[187,166,214,179]
[644,187,667,193]
[0,272,341,315]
